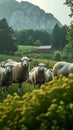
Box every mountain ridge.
[0,0,62,32]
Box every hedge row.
[0,74,73,130]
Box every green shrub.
[54,51,62,61]
[0,74,73,130]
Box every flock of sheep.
[0,56,73,94]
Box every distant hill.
[0,0,62,32]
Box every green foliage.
[15,29,51,46]
[66,22,73,46]
[62,44,73,61]
[34,40,42,46]
[0,74,73,129]
[51,24,67,50]
[15,45,55,61]
[65,0,73,17]
[0,18,17,54]
[64,1,73,47]
[16,45,37,54]
[15,27,67,50]
[54,51,62,61]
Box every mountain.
[0,0,62,32]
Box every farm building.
[37,45,52,52]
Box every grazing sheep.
[53,61,73,77]
[0,65,13,93]
[12,56,32,92]
[28,63,53,88]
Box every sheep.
[0,59,15,68]
[0,61,5,68]
[0,65,13,93]
[5,59,14,62]
[12,56,32,92]
[45,69,53,82]
[53,61,73,77]
[28,63,53,88]
[5,60,18,67]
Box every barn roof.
[37,45,52,49]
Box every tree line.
[15,24,68,50]
[0,17,72,54]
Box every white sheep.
[28,63,53,88]
[45,69,53,82]
[4,59,18,67]
[53,61,73,77]
[0,61,5,68]
[0,65,13,93]
[12,56,32,92]
[5,61,18,67]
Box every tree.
[66,22,73,46]
[51,24,68,50]
[51,24,62,49]
[15,29,51,46]
[27,36,34,45]
[65,0,73,47]
[0,18,17,54]
[65,0,73,17]
[54,51,62,61]
[34,40,41,46]
[62,44,73,61]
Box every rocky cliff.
[0,0,62,32]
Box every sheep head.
[20,56,32,68]
[5,65,13,74]
[38,63,46,72]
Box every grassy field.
[16,45,54,59]
[0,45,57,68]
[18,45,37,52]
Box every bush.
[62,44,73,62]
[54,51,62,61]
[0,74,73,130]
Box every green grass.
[18,45,37,53]
[0,54,20,62]
[16,45,56,67]
[0,82,34,102]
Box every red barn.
[37,45,52,52]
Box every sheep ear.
[29,58,32,62]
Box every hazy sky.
[16,0,73,25]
